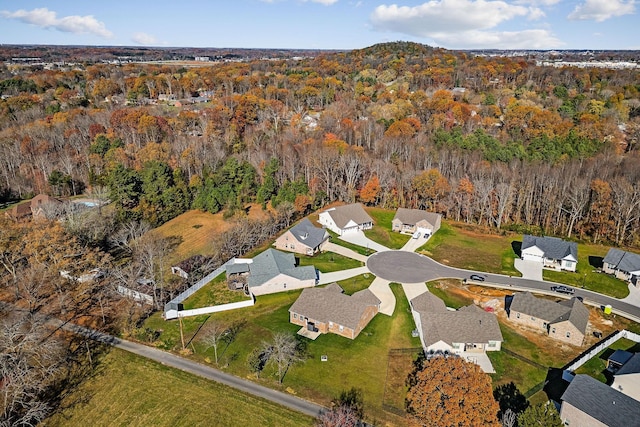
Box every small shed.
[607,349,633,373]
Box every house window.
[339,325,344,332]
[530,316,535,321]
[543,322,547,328]
[293,313,297,319]
[566,332,571,338]
[488,342,496,348]
[516,313,520,319]
[329,321,333,328]
[551,328,556,334]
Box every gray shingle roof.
[289,284,380,330]
[510,292,589,334]
[248,249,316,287]
[604,248,640,273]
[393,208,441,227]
[522,235,577,261]
[411,293,503,347]
[616,353,640,375]
[288,218,329,249]
[561,374,640,427]
[322,203,373,229]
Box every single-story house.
[410,292,503,356]
[5,194,64,221]
[611,353,640,402]
[289,283,380,340]
[391,208,442,236]
[603,248,640,286]
[560,374,640,427]
[318,203,373,236]
[244,248,317,296]
[274,218,330,256]
[521,235,578,272]
[507,292,589,346]
[117,279,155,305]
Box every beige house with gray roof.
[507,292,589,346]
[410,292,503,356]
[392,208,441,236]
[318,203,373,236]
[289,283,380,340]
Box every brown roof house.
[410,292,503,371]
[274,218,330,256]
[391,208,442,236]
[318,203,373,236]
[289,283,380,340]
[5,193,64,221]
[507,292,589,346]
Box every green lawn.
[42,348,314,427]
[181,273,251,310]
[420,221,520,276]
[542,243,629,298]
[364,207,411,250]
[143,283,418,425]
[574,338,640,383]
[297,251,363,272]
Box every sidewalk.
[323,242,368,262]
[369,277,396,316]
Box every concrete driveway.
[514,259,543,281]
[400,234,431,252]
[317,266,370,285]
[369,277,396,316]
[402,283,429,302]
[323,242,368,262]
[337,231,389,253]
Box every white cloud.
[568,0,635,22]
[514,0,560,5]
[0,7,113,38]
[370,0,532,36]
[370,0,562,49]
[132,32,158,46]
[435,29,563,49]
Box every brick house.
[274,218,330,256]
[507,292,589,346]
[289,283,380,340]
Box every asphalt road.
[46,320,327,420]
[367,250,640,322]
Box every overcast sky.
[0,0,637,50]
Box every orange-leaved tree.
[406,356,500,427]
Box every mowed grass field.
[43,348,314,427]
[143,282,419,425]
[420,221,520,276]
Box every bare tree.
[200,320,228,365]
[265,332,304,384]
[316,405,360,427]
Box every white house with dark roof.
[318,203,373,236]
[507,292,589,346]
[230,249,317,296]
[611,353,640,402]
[274,218,330,256]
[409,292,502,372]
[560,374,640,427]
[603,248,640,286]
[521,235,578,272]
[289,283,380,340]
[391,208,441,236]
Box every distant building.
[391,208,441,236]
[318,203,374,236]
[603,248,640,286]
